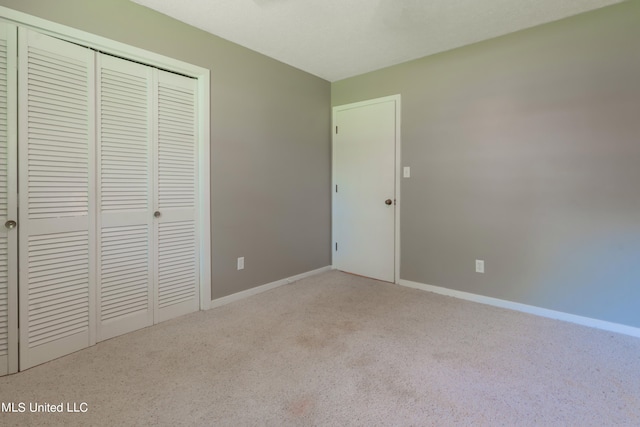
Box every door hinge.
[335,126,338,134]
[335,242,338,251]
[335,185,338,193]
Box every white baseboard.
[209,266,332,309]
[399,279,640,339]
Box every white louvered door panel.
[18,29,96,370]
[154,70,199,322]
[97,54,153,341]
[0,23,17,376]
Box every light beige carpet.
[1,270,639,426]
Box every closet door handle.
[5,220,17,229]
[154,211,161,218]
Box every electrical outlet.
[237,257,245,270]
[475,259,485,273]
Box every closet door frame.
[0,22,18,376]
[0,6,212,311]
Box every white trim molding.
[399,279,640,339]
[210,266,332,309]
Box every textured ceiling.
[131,0,622,81]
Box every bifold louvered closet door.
[15,29,200,371]
[0,22,17,376]
[18,28,96,370]
[97,54,154,341]
[155,70,199,322]
[96,56,200,339]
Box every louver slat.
[157,81,196,210]
[0,236,7,357]
[26,44,89,220]
[0,34,9,366]
[157,221,196,308]
[100,226,149,322]
[100,65,149,211]
[27,231,89,348]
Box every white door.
[18,28,96,370]
[154,70,199,322]
[333,96,399,282]
[0,22,18,376]
[97,53,154,341]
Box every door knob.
[4,220,16,229]
[385,199,393,206]
[154,211,161,218]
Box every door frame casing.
[331,94,401,284]
[0,6,211,312]
[1,22,18,375]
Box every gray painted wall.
[4,0,638,330]
[333,2,640,328]
[0,0,332,299]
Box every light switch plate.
[403,166,411,178]
[237,257,245,270]
[475,259,484,273]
